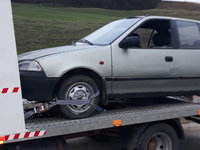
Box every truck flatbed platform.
[8,98,198,144]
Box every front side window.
[176,20,200,49]
[127,19,172,49]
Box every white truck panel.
[0,0,26,135]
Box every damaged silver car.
[18,16,200,118]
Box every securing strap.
[56,90,105,113]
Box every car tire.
[57,75,100,119]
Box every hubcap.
[65,82,94,114]
[146,133,172,150]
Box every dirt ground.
[158,1,200,11]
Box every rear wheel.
[57,75,100,119]
[138,123,178,150]
[121,123,179,150]
[143,132,173,150]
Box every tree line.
[12,0,160,10]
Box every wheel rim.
[65,82,94,114]
[146,132,172,150]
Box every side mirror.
[119,36,140,49]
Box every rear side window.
[176,20,200,49]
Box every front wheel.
[57,75,100,119]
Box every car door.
[111,19,180,95]
[176,20,200,91]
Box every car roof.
[129,15,200,24]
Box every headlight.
[19,60,43,71]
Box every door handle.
[165,56,173,62]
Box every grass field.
[12,2,200,54]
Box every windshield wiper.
[78,39,93,45]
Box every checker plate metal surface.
[24,99,200,139]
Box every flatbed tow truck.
[1,1,200,150]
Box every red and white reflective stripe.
[1,87,19,94]
[4,130,46,141]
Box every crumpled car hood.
[18,45,93,61]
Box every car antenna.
[145,14,150,17]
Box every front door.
[111,19,179,95]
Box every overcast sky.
[163,0,200,3]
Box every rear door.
[176,20,200,91]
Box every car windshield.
[79,18,141,45]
